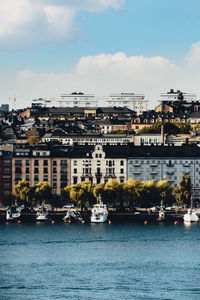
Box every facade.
[42,133,134,145]
[60,93,98,107]
[159,89,197,102]
[12,145,71,195]
[107,93,148,115]
[0,149,12,204]
[70,145,127,185]
[134,133,165,146]
[127,145,200,197]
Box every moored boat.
[6,206,22,222]
[36,208,49,222]
[91,195,108,223]
[183,208,199,223]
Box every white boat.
[63,210,83,223]
[36,209,49,222]
[91,195,108,223]
[6,206,22,221]
[184,209,199,223]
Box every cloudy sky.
[1,0,200,109]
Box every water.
[0,223,200,300]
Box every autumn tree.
[174,174,192,206]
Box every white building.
[127,144,200,197]
[60,93,98,107]
[70,145,127,185]
[107,93,148,115]
[159,89,197,102]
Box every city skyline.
[1,0,200,108]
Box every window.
[34,160,39,166]
[120,169,124,174]
[81,177,85,182]
[43,168,48,174]
[61,182,67,188]
[43,175,48,181]
[15,175,22,181]
[53,182,57,189]
[3,167,10,172]
[3,159,11,164]
[53,175,57,181]
[53,160,57,166]
[61,175,67,181]
[42,152,47,157]
[26,160,29,166]
[74,160,77,166]
[73,177,78,184]
[34,167,39,174]
[43,160,48,166]
[26,175,29,181]
[97,177,101,184]
[120,160,124,166]
[61,160,67,166]
[15,160,22,166]
[61,168,67,173]
[34,175,39,181]
[26,167,29,174]
[15,167,22,174]
[36,152,40,157]
[99,154,102,158]
[74,168,77,174]
[53,168,57,173]
[96,167,101,174]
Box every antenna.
[13,94,16,110]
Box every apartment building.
[107,93,148,115]
[127,144,200,197]
[12,145,71,195]
[0,149,12,204]
[70,144,127,185]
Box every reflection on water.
[0,223,200,300]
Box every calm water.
[0,223,200,300]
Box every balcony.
[133,171,141,175]
[150,164,157,167]
[166,171,174,175]
[133,164,141,167]
[95,172,102,176]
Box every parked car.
[149,206,160,212]
[63,204,74,208]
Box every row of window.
[15,160,68,166]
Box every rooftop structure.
[159,89,197,103]
[107,93,148,115]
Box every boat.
[91,195,108,223]
[183,208,199,223]
[183,195,199,223]
[63,210,83,223]
[6,206,22,221]
[36,208,49,222]
[157,200,165,222]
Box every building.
[0,147,13,204]
[12,145,71,195]
[70,144,127,185]
[127,144,200,197]
[159,89,197,103]
[42,132,134,145]
[0,104,9,113]
[107,93,148,115]
[60,92,98,107]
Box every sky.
[1,0,200,109]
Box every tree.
[174,174,192,206]
[156,180,174,206]
[122,179,141,210]
[2,193,16,207]
[104,180,124,209]
[137,180,159,208]
[34,182,52,205]
[68,181,95,210]
[27,135,40,145]
[14,180,32,206]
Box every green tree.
[27,135,40,145]
[14,180,32,206]
[137,180,159,208]
[156,180,174,206]
[122,179,141,210]
[104,180,124,209]
[34,182,52,205]
[174,174,192,206]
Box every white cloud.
[14,42,200,108]
[0,0,124,48]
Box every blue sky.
[1,0,200,108]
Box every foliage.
[110,129,135,134]
[34,182,52,205]
[138,122,191,135]
[156,180,174,206]
[174,174,192,206]
[27,135,40,145]
[69,181,95,210]
[2,193,16,207]
[14,180,33,205]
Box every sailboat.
[183,194,199,223]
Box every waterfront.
[1,223,200,300]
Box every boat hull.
[91,214,108,223]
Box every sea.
[0,222,200,300]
